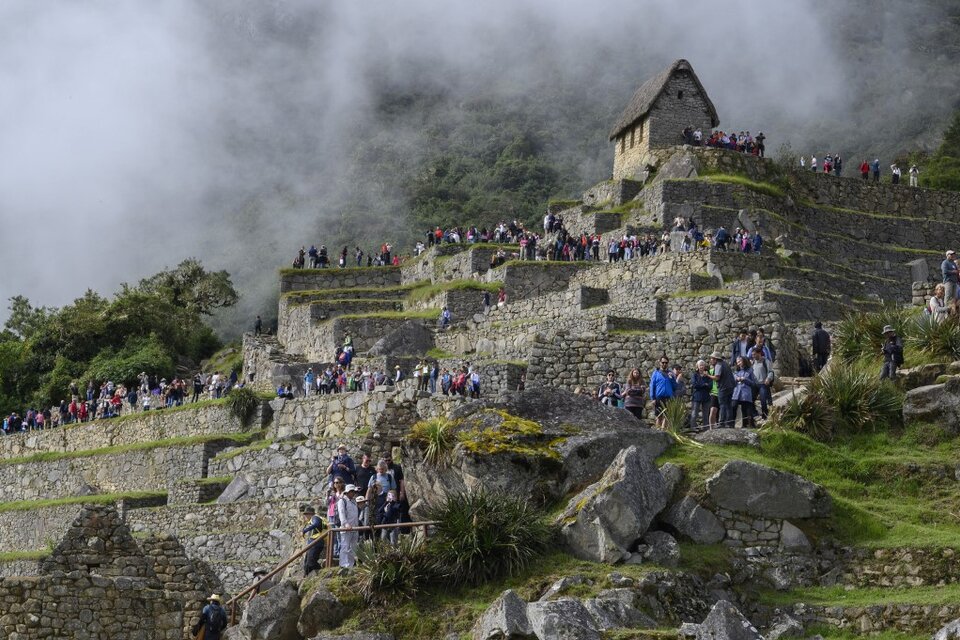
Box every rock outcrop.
[526,599,602,640]
[659,496,726,544]
[903,378,960,433]
[233,579,302,640]
[472,589,533,640]
[694,600,763,640]
[559,445,668,563]
[706,460,832,519]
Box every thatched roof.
[608,59,719,141]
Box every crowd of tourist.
[299,445,411,572]
[589,326,790,431]
[2,371,241,434]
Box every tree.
[4,296,49,340]
[136,258,239,315]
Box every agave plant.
[407,417,456,467]
[661,397,690,433]
[773,390,835,441]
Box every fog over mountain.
[2,0,957,333]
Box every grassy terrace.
[698,173,787,198]
[281,284,420,303]
[406,279,500,303]
[0,490,168,514]
[760,583,960,608]
[0,431,263,467]
[659,428,960,549]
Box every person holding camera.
[880,325,904,380]
[326,444,356,485]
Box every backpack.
[208,605,227,633]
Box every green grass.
[281,284,420,302]
[800,625,926,640]
[0,549,51,563]
[759,583,960,608]
[0,431,262,467]
[426,348,457,359]
[658,428,960,549]
[547,198,580,209]
[668,288,744,299]
[700,173,787,198]
[406,279,500,303]
[498,259,582,269]
[203,342,243,375]
[337,309,441,321]
[210,437,275,462]
[196,475,233,486]
[0,490,168,514]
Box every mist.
[1,0,955,334]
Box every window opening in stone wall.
[677,90,684,100]
[630,128,635,148]
[620,136,625,154]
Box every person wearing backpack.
[880,325,904,380]
[192,594,228,640]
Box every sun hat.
[882,325,895,334]
[709,351,724,360]
[356,496,366,504]
[343,484,359,493]
[947,250,956,257]
[208,594,221,602]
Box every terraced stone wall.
[0,442,223,502]
[279,266,402,293]
[0,402,265,458]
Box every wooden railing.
[224,520,436,625]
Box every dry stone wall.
[0,442,223,502]
[279,266,402,293]
[0,402,264,459]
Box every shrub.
[407,418,456,468]
[832,305,914,364]
[225,387,260,426]
[424,489,553,587]
[662,397,689,433]
[805,365,902,438]
[773,391,834,441]
[352,537,431,604]
[908,314,960,360]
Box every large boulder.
[695,600,762,640]
[405,388,672,511]
[934,618,960,640]
[367,320,435,356]
[235,579,301,640]
[639,531,681,567]
[559,446,668,563]
[217,476,251,503]
[660,497,726,544]
[903,378,960,433]
[472,589,532,640]
[706,461,832,519]
[298,587,347,637]
[526,599,601,640]
[582,588,655,631]
[898,363,948,390]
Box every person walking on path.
[811,322,831,372]
[191,595,228,640]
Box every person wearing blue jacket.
[752,232,763,254]
[649,356,676,429]
[689,360,712,431]
[732,356,759,428]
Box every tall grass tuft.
[662,397,689,433]
[424,489,553,587]
[352,537,431,604]
[225,386,260,426]
[774,391,834,441]
[408,418,456,468]
[908,314,960,360]
[812,365,901,434]
[833,305,914,364]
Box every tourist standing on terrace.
[910,165,920,187]
[860,160,869,180]
[337,485,360,568]
[622,368,646,420]
[301,506,325,575]
[709,351,735,428]
[732,357,758,428]
[880,325,904,380]
[942,251,958,303]
[597,370,622,407]
[751,347,775,421]
[929,284,949,323]
[690,360,711,430]
[649,356,676,429]
[871,158,881,182]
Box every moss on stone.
[457,410,563,461]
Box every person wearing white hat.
[191,593,228,639]
[337,484,361,568]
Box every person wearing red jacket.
[860,160,870,180]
